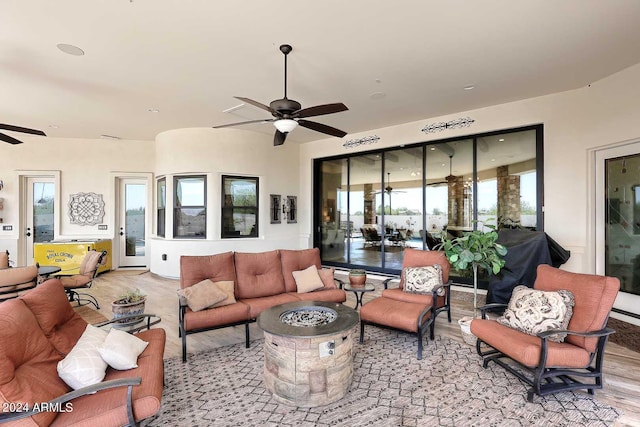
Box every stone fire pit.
[257,301,359,407]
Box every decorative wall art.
[270,194,281,224]
[285,195,297,224]
[68,192,105,226]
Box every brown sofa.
[179,248,346,361]
[0,279,165,427]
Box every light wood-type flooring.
[88,269,640,426]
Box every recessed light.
[57,43,85,56]
[147,108,160,113]
[499,138,505,142]
[463,85,475,91]
[370,92,386,100]
[48,124,59,129]
[430,147,436,151]
[441,163,446,167]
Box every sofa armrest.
[382,276,400,290]
[537,327,616,340]
[0,377,142,425]
[333,277,345,290]
[478,303,508,319]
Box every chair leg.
[417,328,423,360]
[245,323,250,348]
[359,321,365,343]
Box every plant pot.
[458,316,477,346]
[349,269,366,288]
[112,298,146,324]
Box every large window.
[174,175,206,238]
[157,178,166,237]
[222,175,258,238]
[314,125,543,276]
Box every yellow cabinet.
[34,239,112,274]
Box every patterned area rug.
[147,329,621,426]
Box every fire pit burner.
[280,306,337,327]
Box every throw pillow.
[178,279,228,312]
[57,324,108,390]
[210,281,237,307]
[98,329,149,370]
[403,265,445,296]
[292,265,325,293]
[317,267,337,289]
[497,285,575,342]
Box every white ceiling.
[2,0,640,144]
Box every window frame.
[156,177,166,238]
[221,175,259,239]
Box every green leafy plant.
[114,288,146,305]
[436,221,507,312]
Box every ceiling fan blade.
[213,119,273,129]
[234,97,277,115]
[298,120,347,138]
[0,132,24,144]
[0,123,46,136]
[274,130,287,146]
[295,103,348,119]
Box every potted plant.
[436,221,507,343]
[112,288,146,324]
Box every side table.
[343,283,375,310]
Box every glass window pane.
[157,178,166,237]
[174,175,206,238]
[125,183,145,256]
[320,159,348,263]
[222,175,258,238]
[33,182,54,243]
[176,177,205,206]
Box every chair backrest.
[0,250,8,269]
[79,250,106,276]
[399,248,450,289]
[0,265,38,301]
[534,264,619,352]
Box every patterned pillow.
[497,285,575,342]
[403,265,445,296]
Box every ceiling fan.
[372,173,407,195]
[0,123,46,145]
[427,155,456,186]
[213,44,349,146]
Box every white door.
[595,141,640,322]
[118,179,148,268]
[25,177,55,264]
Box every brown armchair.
[54,249,107,309]
[0,265,38,302]
[360,249,452,359]
[471,264,620,402]
[0,250,8,269]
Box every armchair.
[0,250,8,269]
[360,249,452,359]
[0,265,38,302]
[361,227,382,247]
[471,264,620,402]
[54,249,107,309]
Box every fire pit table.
[257,301,359,407]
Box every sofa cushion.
[20,278,88,355]
[497,285,575,342]
[292,265,325,293]
[183,302,250,331]
[288,289,347,303]
[403,265,444,296]
[280,248,322,292]
[0,299,70,427]
[99,329,149,370]
[318,267,337,289]
[57,324,109,390]
[178,279,229,311]
[240,294,299,319]
[234,250,286,299]
[180,252,236,288]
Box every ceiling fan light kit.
[214,44,348,146]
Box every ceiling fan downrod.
[280,44,292,99]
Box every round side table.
[343,283,375,310]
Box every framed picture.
[286,195,297,224]
[270,194,281,224]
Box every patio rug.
[147,328,621,427]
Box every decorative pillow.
[178,279,229,311]
[57,324,108,390]
[292,265,325,293]
[403,265,445,296]
[497,285,575,342]
[317,268,337,289]
[210,281,237,307]
[98,329,149,370]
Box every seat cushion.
[360,297,431,333]
[20,278,88,355]
[287,289,347,303]
[240,294,299,319]
[183,301,250,331]
[382,288,435,307]
[471,318,592,368]
[0,299,70,427]
[279,248,322,292]
[60,274,92,288]
[234,250,286,299]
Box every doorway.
[595,141,640,322]
[117,178,148,268]
[22,174,58,265]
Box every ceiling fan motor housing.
[270,98,302,117]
